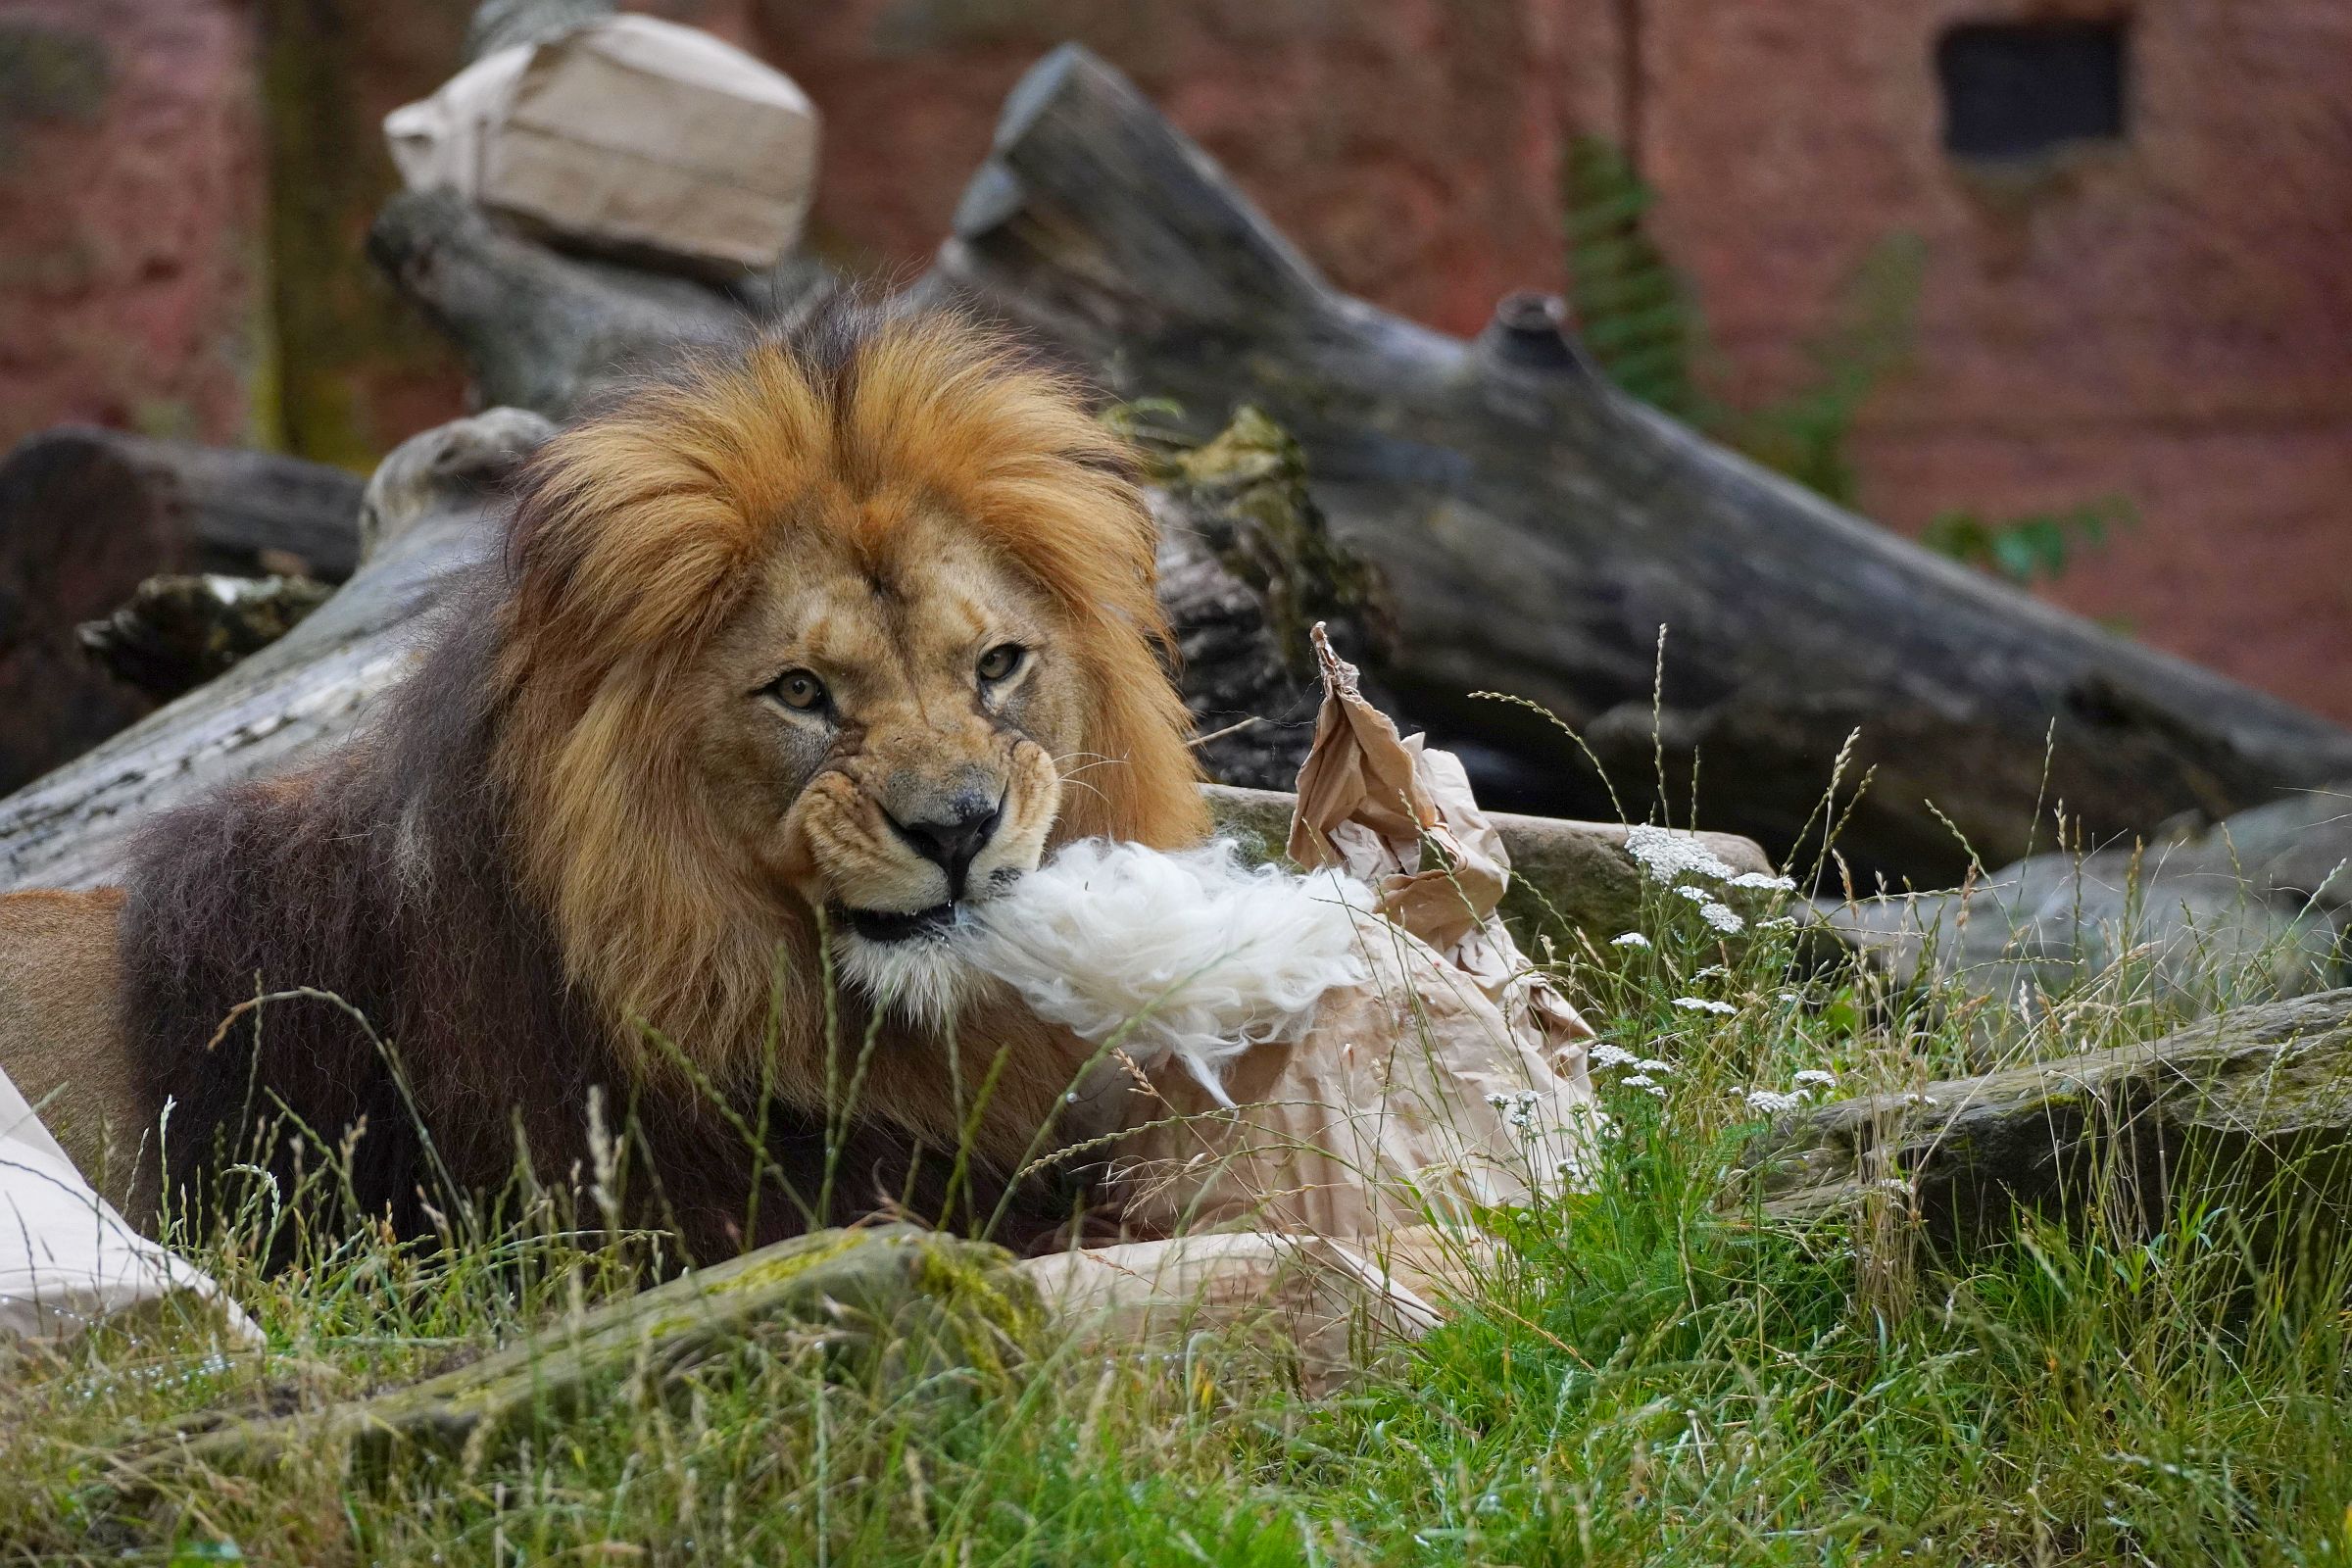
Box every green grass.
[6,841,2351,1565]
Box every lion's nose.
[886,799,1002,901]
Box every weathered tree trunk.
[0,428,365,792]
[916,46,2352,883]
[1741,987,2352,1247]
[0,409,551,893]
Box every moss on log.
[117,1225,1029,1491]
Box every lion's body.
[0,889,150,1211]
[0,304,1206,1262]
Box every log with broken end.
[0,428,367,793]
[0,409,552,893]
[921,44,2352,883]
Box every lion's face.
[496,305,1208,1085]
[688,504,1091,1013]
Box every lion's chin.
[832,926,978,1034]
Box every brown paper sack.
[1107,627,1599,1258]
[384,16,819,277]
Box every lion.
[0,302,1208,1262]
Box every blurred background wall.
[2,0,2345,717]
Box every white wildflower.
[1758,916,1800,932]
[1698,901,1745,934]
[1672,997,1737,1015]
[1610,931,1651,949]
[1690,964,1728,979]
[1485,1089,1544,1132]
[1618,1073,1668,1099]
[1776,990,1801,1004]
[1791,1068,1838,1088]
[1633,1056,1674,1074]
[1624,824,1740,885]
[1588,1042,1637,1069]
[1675,885,1713,904]
[1728,870,1798,892]
[1743,1088,1808,1114]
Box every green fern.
[1562,136,1713,426]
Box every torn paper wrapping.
[384,15,819,277]
[1,1066,260,1346]
[1108,624,1598,1255]
[1019,1232,1441,1396]
[1288,625,1595,1071]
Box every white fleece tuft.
[952,839,1375,1103]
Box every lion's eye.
[769,669,828,712]
[976,643,1025,683]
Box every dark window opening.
[1936,20,2128,163]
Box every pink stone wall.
[0,0,2345,721]
[0,0,263,446]
[1635,0,2352,719]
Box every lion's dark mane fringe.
[120,571,1061,1269]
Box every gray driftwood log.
[0,428,365,793]
[917,46,2352,884]
[120,1225,1026,1491]
[1741,987,2352,1245]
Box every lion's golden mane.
[116,303,1206,1260]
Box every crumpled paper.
[1104,625,1599,1250]
[1288,625,1595,1070]
[1,1066,259,1346]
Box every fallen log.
[0,428,365,792]
[1740,987,2352,1246]
[0,409,552,893]
[0,415,1761,948]
[915,46,2352,883]
[117,1224,1027,1490]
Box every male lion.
[0,303,1207,1261]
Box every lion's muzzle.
[882,792,1001,904]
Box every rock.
[1818,786,2352,1016]
[1740,987,2352,1246]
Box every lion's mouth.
[836,904,957,945]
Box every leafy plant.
[1921,495,2137,586]
[1560,133,2128,579]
